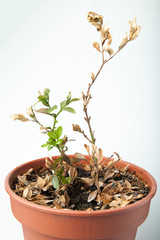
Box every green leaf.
[52,175,59,189]
[60,100,67,110]
[53,157,61,169]
[41,142,49,147]
[46,105,58,114]
[56,126,63,139]
[47,144,54,151]
[47,131,57,139]
[58,166,64,175]
[56,139,63,145]
[67,92,72,101]
[38,95,50,107]
[64,107,76,114]
[70,98,80,103]
[43,88,50,97]
[60,175,71,184]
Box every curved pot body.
[5,156,157,240]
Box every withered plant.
[11,12,147,211]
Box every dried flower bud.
[103,44,114,56]
[129,17,141,41]
[72,124,81,132]
[119,32,128,50]
[10,114,31,122]
[26,106,35,119]
[40,126,48,134]
[35,108,48,114]
[61,135,68,145]
[89,72,95,80]
[100,22,110,44]
[87,11,103,31]
[93,42,101,52]
[45,158,53,169]
[81,91,86,100]
[84,144,90,155]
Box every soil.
[12,163,150,211]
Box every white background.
[1,0,159,239]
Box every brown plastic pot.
[5,155,157,240]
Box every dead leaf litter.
[12,164,149,211]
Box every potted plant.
[5,11,156,240]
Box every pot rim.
[5,156,157,217]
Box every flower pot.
[5,156,157,240]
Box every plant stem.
[83,46,123,145]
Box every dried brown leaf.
[81,177,94,186]
[109,200,120,208]
[120,200,130,207]
[23,186,32,199]
[68,166,77,182]
[124,180,132,190]
[104,170,115,180]
[89,72,95,80]
[101,193,112,205]
[102,182,114,194]
[93,42,101,52]
[45,158,53,169]
[133,193,144,200]
[64,191,70,206]
[75,152,86,160]
[87,190,98,203]
[54,201,63,209]
[84,144,90,155]
[35,176,46,189]
[72,124,81,132]
[98,148,103,164]
[17,175,28,185]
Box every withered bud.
[87,11,103,31]
[10,114,31,122]
[72,124,81,132]
[119,32,128,50]
[100,22,110,44]
[61,135,68,145]
[89,72,95,81]
[40,126,48,134]
[81,91,86,100]
[103,44,114,56]
[129,17,141,41]
[35,108,48,114]
[26,106,36,119]
[45,158,53,169]
[84,144,90,155]
[93,42,101,52]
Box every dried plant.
[11,12,142,210]
[72,11,141,195]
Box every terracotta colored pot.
[5,156,157,240]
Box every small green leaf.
[46,105,58,114]
[53,157,61,169]
[58,166,64,175]
[60,175,71,184]
[60,100,67,110]
[67,92,72,101]
[47,131,57,139]
[52,175,59,189]
[56,126,63,139]
[41,142,49,147]
[56,139,63,145]
[43,88,50,97]
[70,98,80,103]
[47,144,54,151]
[64,107,76,114]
